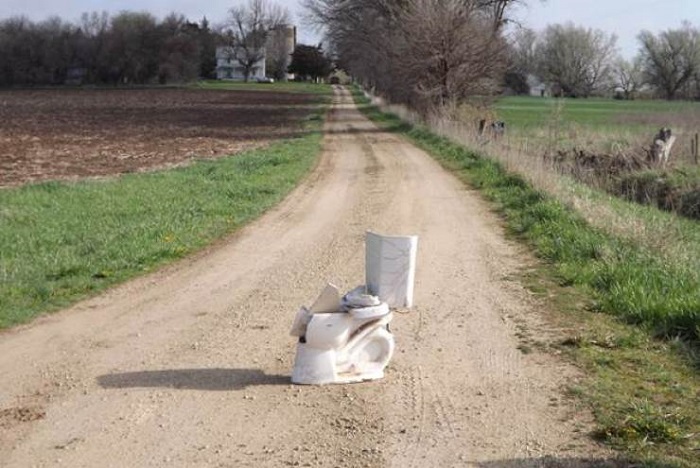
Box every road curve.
[0,86,609,467]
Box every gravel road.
[0,86,613,467]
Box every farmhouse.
[216,24,297,81]
[216,47,266,80]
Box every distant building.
[266,24,297,81]
[527,75,549,97]
[65,67,87,86]
[215,24,296,81]
[215,47,266,81]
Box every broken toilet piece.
[290,232,418,385]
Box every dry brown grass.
[367,94,699,270]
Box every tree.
[475,0,525,32]
[638,22,700,100]
[504,27,537,94]
[611,56,643,99]
[0,10,218,86]
[105,12,160,84]
[535,23,617,97]
[77,11,110,83]
[288,44,332,81]
[0,17,33,85]
[157,14,201,83]
[397,0,507,107]
[224,0,289,81]
[303,0,514,112]
[509,27,537,75]
[198,17,217,79]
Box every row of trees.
[0,12,217,86]
[508,21,700,100]
[288,44,332,81]
[0,1,332,86]
[304,0,522,113]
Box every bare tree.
[398,0,506,108]
[638,22,700,100]
[0,11,216,86]
[535,23,617,97]
[303,0,514,112]
[510,27,537,74]
[503,27,537,94]
[612,56,643,99]
[105,12,161,84]
[475,0,524,32]
[157,14,201,83]
[224,0,289,81]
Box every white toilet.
[290,232,418,385]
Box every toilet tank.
[365,232,418,309]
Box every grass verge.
[351,87,699,467]
[0,108,326,329]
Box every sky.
[0,0,698,58]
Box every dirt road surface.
[0,87,612,467]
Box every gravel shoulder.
[0,86,612,467]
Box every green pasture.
[495,96,700,131]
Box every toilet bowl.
[290,232,417,385]
[291,304,394,385]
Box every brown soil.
[0,87,619,467]
[0,88,318,187]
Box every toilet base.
[291,323,395,385]
[291,344,389,385]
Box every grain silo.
[266,24,297,81]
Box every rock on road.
[0,87,609,467]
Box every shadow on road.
[97,368,289,391]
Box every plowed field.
[0,88,318,187]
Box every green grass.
[351,87,699,466]
[353,90,700,342]
[495,95,700,131]
[195,80,333,95]
[610,167,700,220]
[529,269,699,467]
[0,120,325,328]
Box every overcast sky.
[0,0,697,58]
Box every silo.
[266,24,297,81]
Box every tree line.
[306,0,700,104]
[508,21,700,100]
[0,12,217,86]
[0,2,331,87]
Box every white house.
[216,25,297,81]
[527,74,549,97]
[215,46,266,81]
